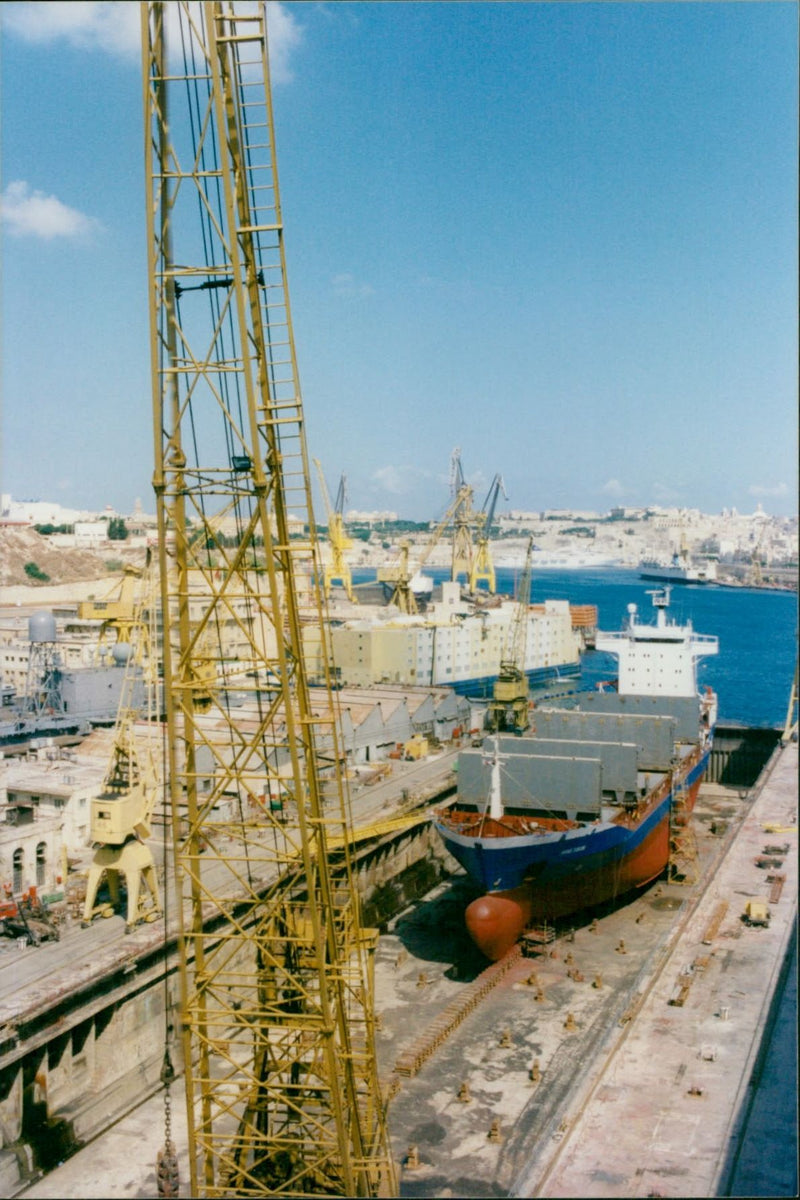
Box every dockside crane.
[77,564,150,663]
[449,447,478,582]
[747,523,767,587]
[486,536,534,733]
[378,450,486,612]
[470,473,506,594]
[81,553,161,933]
[313,459,355,601]
[143,5,393,1196]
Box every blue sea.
[355,566,798,729]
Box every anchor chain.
[156,1050,179,1198]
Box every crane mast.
[143,5,392,1195]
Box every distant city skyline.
[1,2,797,522]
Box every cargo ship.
[434,588,719,959]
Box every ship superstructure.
[435,587,718,959]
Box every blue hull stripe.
[436,748,709,893]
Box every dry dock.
[12,740,798,1199]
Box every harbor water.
[363,566,797,729]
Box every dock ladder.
[668,767,699,886]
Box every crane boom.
[143,5,392,1194]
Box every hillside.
[0,527,143,589]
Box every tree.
[107,517,129,541]
[24,562,50,582]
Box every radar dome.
[111,643,133,665]
[28,611,57,643]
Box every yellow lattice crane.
[378,490,466,615]
[449,447,477,582]
[486,536,534,733]
[313,459,355,601]
[470,473,506,594]
[378,450,484,613]
[143,5,394,1195]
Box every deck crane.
[143,5,393,1196]
[486,536,534,734]
[470,473,506,594]
[313,459,355,601]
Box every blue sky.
[1,1,797,521]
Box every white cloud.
[372,465,429,496]
[265,2,303,84]
[1,2,141,58]
[1,1,302,80]
[1,181,102,240]
[749,482,788,498]
[600,478,625,498]
[652,482,680,503]
[332,272,374,299]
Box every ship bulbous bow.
[465,887,533,961]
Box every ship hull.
[436,750,708,960]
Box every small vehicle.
[742,898,771,928]
[0,888,60,945]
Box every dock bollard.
[499,1028,512,1048]
[488,1118,502,1143]
[457,1081,472,1104]
[529,1059,541,1083]
[563,1012,577,1032]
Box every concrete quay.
[526,739,798,1198]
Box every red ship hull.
[464,774,702,960]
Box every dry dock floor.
[16,742,797,1199]
[378,743,797,1198]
